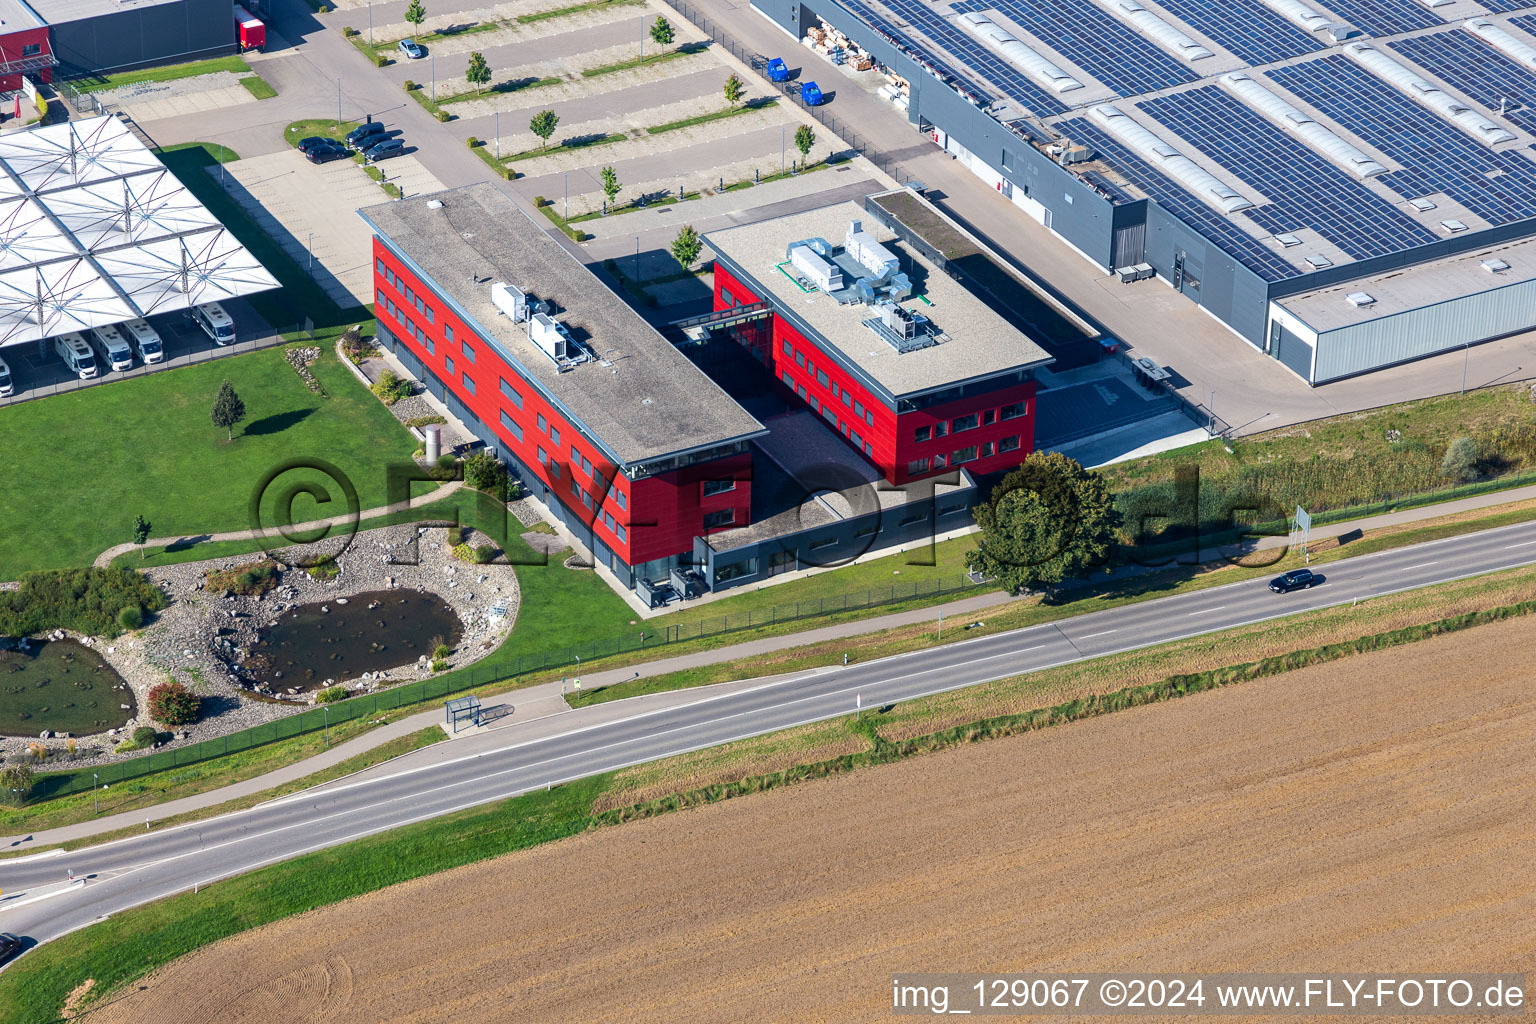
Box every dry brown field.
[90,616,1536,1023]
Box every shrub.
[316,685,349,704]
[430,658,447,673]
[0,567,166,638]
[433,643,452,660]
[451,541,477,562]
[339,326,372,363]
[473,544,498,565]
[463,450,511,501]
[404,414,446,429]
[307,559,341,580]
[317,3,330,11]
[0,762,33,803]
[466,136,480,148]
[370,369,413,405]
[1441,437,1479,483]
[133,725,160,747]
[434,109,450,122]
[403,79,417,91]
[533,195,547,207]
[147,680,201,726]
[342,25,359,35]
[446,525,465,547]
[118,605,143,630]
[501,167,516,181]
[206,560,280,596]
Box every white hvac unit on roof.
[492,281,528,322]
[789,242,843,292]
[845,220,899,279]
[528,311,572,361]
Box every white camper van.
[121,319,164,364]
[191,302,236,346]
[90,324,134,372]
[55,333,98,379]
[0,354,12,396]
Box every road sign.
[1295,506,1312,535]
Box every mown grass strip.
[436,75,562,105]
[504,131,627,162]
[71,55,251,92]
[10,591,1536,1022]
[517,0,642,24]
[580,41,702,77]
[238,75,277,100]
[646,97,776,135]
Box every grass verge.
[10,574,1536,1021]
[70,56,251,92]
[237,75,276,100]
[579,41,704,77]
[504,131,627,163]
[645,97,776,135]
[437,75,562,105]
[517,0,642,24]
[403,82,451,121]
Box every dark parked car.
[345,120,388,150]
[0,933,24,967]
[1269,568,1318,593]
[304,140,348,164]
[363,137,405,163]
[295,136,333,155]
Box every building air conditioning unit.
[845,220,899,280]
[492,281,527,322]
[789,242,843,292]
[528,311,573,361]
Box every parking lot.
[0,299,283,407]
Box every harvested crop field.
[94,617,1536,1023]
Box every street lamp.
[368,0,373,46]
[574,653,581,692]
[336,77,342,126]
[308,231,314,271]
[781,124,786,175]
[323,705,330,746]
[93,772,98,815]
[495,111,500,160]
[563,171,569,221]
[431,53,436,103]
[1461,340,1470,395]
[1208,389,1215,433]
[635,235,640,283]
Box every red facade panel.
[0,28,50,94]
[374,239,750,570]
[715,264,1037,485]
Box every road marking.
[1187,606,1224,616]
[1399,561,1439,571]
[0,879,84,914]
[1505,539,1536,549]
[1077,629,1117,639]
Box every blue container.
[766,57,789,82]
[801,80,823,105]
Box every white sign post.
[1295,505,1312,563]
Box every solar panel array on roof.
[1389,30,1536,134]
[1148,0,1322,64]
[1304,0,1441,37]
[1058,115,1301,281]
[1142,87,1439,260]
[1269,55,1536,226]
[1480,0,1530,12]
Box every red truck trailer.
[234,5,265,51]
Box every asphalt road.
[6,516,1536,955]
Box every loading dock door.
[1273,323,1314,383]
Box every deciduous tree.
[794,123,815,161]
[465,50,491,93]
[670,225,702,268]
[404,0,426,31]
[723,72,745,108]
[530,109,559,150]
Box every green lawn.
[580,42,702,77]
[238,75,277,100]
[283,119,363,149]
[72,55,252,92]
[0,346,418,578]
[646,98,775,135]
[437,75,563,105]
[517,0,643,23]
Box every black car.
[346,121,388,150]
[295,136,333,155]
[1269,568,1317,593]
[363,137,405,163]
[304,140,348,164]
[0,933,24,967]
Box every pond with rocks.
[242,589,465,694]
[0,637,136,737]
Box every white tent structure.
[0,115,277,348]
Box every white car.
[398,38,425,59]
[0,354,12,396]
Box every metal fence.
[29,572,984,799]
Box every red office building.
[361,185,766,592]
[704,198,1051,488]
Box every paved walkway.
[27,481,1536,852]
[92,480,464,567]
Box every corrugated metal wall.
[1313,275,1536,383]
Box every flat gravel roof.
[706,199,1052,401]
[360,184,764,469]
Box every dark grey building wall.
[51,0,234,76]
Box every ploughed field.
[95,616,1536,1023]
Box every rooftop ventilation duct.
[1110,0,1213,61]
[958,13,1083,93]
[1465,18,1536,73]
[1482,257,1512,273]
[1345,291,1376,306]
[1088,104,1254,212]
[1221,73,1386,178]
[1259,0,1332,33]
[1343,43,1515,146]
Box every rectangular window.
[500,410,523,441]
[722,288,736,308]
[376,257,386,276]
[822,405,837,425]
[908,458,930,474]
[838,420,847,434]
[405,285,415,305]
[797,385,808,400]
[444,355,455,376]
[952,413,979,433]
[537,447,546,464]
[980,441,995,458]
[462,341,475,363]
[423,305,434,324]
[809,537,838,551]
[941,503,967,516]
[951,445,978,464]
[21,42,40,56]
[376,287,385,307]
[810,396,820,413]
[570,444,581,468]
[462,373,475,395]
[537,413,548,433]
[841,390,852,407]
[781,339,792,356]
[850,430,863,448]
[933,453,947,468]
[782,371,795,388]
[864,442,873,456]
[581,489,591,508]
[582,455,592,475]
[865,410,874,426]
[933,421,949,438]
[446,324,454,344]
[794,350,805,367]
[982,409,996,426]
[615,490,626,510]
[703,479,736,496]
[999,435,1021,452]
[500,378,522,408]
[550,425,560,445]
[571,477,581,497]
[1001,401,1027,420]
[703,509,735,529]
[899,512,928,527]
[548,460,560,479]
[853,400,864,418]
[615,523,626,542]
[854,525,877,539]
[914,425,931,443]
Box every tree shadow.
[243,408,315,437]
